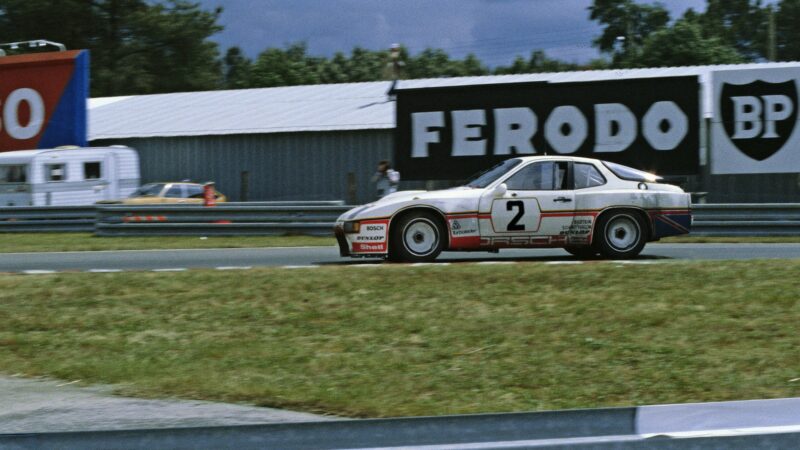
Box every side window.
[505,161,568,190]
[574,163,607,189]
[84,162,102,180]
[186,185,205,198]
[0,165,27,183]
[164,185,185,198]
[45,164,66,182]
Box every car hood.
[339,187,483,221]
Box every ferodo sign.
[711,67,800,174]
[395,77,700,180]
[0,50,88,151]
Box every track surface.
[1,243,799,272]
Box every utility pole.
[388,43,403,80]
[767,6,776,61]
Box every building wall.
[95,128,800,204]
[94,130,410,204]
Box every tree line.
[0,0,797,97]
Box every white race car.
[335,156,691,262]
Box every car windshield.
[464,159,522,188]
[130,183,165,197]
[602,161,662,183]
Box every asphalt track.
[1,243,800,272]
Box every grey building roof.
[89,81,396,140]
[89,62,800,140]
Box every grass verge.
[0,233,335,253]
[1,260,799,417]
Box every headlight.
[343,221,360,233]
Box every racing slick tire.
[594,211,647,259]
[388,211,445,263]
[564,246,598,258]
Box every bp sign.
[712,67,800,174]
[0,50,89,151]
[395,77,700,180]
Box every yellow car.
[120,182,227,204]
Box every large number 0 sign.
[1,88,45,140]
[0,50,88,151]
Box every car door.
[482,161,575,242]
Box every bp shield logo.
[720,80,797,161]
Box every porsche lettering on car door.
[487,161,576,238]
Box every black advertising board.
[395,77,700,180]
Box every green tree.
[625,19,744,67]
[776,0,800,60]
[223,46,252,89]
[250,42,326,87]
[319,51,351,84]
[0,0,224,96]
[459,53,490,76]
[345,47,388,81]
[494,50,580,74]
[699,0,767,61]
[406,48,491,78]
[589,0,670,61]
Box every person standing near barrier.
[372,160,400,199]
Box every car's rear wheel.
[594,211,646,259]
[388,211,445,262]
[564,246,598,258]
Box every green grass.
[0,233,335,252]
[1,260,799,417]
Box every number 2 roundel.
[490,198,541,233]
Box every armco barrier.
[0,206,95,232]
[0,202,799,236]
[94,203,352,237]
[691,203,800,236]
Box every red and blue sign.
[0,50,88,151]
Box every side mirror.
[493,183,508,197]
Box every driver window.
[505,161,568,190]
[186,185,205,198]
[164,185,184,198]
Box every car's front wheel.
[389,211,445,262]
[594,211,647,259]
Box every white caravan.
[0,146,140,206]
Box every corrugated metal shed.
[89,81,395,140]
[88,63,800,203]
[89,63,800,141]
[394,62,800,118]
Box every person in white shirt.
[372,160,400,199]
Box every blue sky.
[199,0,708,66]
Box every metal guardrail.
[0,202,798,236]
[691,203,800,236]
[94,203,351,237]
[0,206,96,232]
[0,202,347,235]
